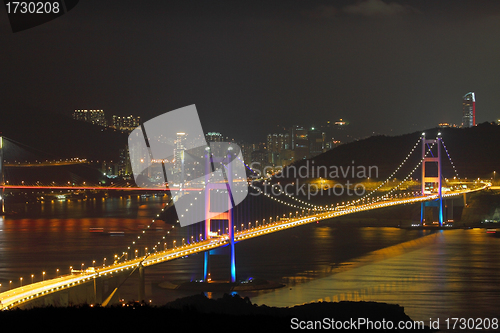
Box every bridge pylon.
[0,136,4,214]
[420,133,444,226]
[203,146,236,283]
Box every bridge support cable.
[437,138,462,225]
[102,252,153,307]
[241,135,431,214]
[440,139,460,180]
[249,135,427,212]
[352,135,439,209]
[359,136,423,202]
[239,156,324,210]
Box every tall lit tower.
[462,92,475,128]
[174,132,186,171]
[420,132,443,226]
[0,136,3,185]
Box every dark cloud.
[343,0,421,17]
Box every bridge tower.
[203,146,237,283]
[420,133,444,226]
[0,136,4,214]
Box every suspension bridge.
[0,133,490,310]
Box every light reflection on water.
[249,229,500,331]
[0,196,168,283]
[0,198,499,331]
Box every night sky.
[1,0,500,142]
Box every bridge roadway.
[0,185,195,191]
[0,182,490,310]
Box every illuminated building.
[205,132,223,142]
[308,127,325,157]
[438,123,457,128]
[266,131,293,167]
[462,92,475,128]
[267,133,288,153]
[291,125,309,160]
[323,119,350,146]
[112,115,141,132]
[73,109,107,126]
[334,119,349,126]
[118,146,132,176]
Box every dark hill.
[1,107,498,181]
[0,107,128,161]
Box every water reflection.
[1,197,499,332]
[250,229,500,331]
[0,196,169,285]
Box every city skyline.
[67,87,489,143]
[62,101,500,178]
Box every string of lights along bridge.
[0,133,491,310]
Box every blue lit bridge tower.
[203,146,237,283]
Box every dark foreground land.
[0,293,435,332]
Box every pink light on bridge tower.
[420,132,443,226]
[0,136,4,214]
[462,92,475,127]
[473,94,476,126]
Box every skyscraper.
[308,127,325,157]
[73,109,107,126]
[291,125,309,160]
[112,115,141,132]
[174,132,186,171]
[462,92,475,128]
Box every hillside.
[0,293,434,332]
[284,122,500,182]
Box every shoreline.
[0,293,437,332]
[157,278,286,292]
